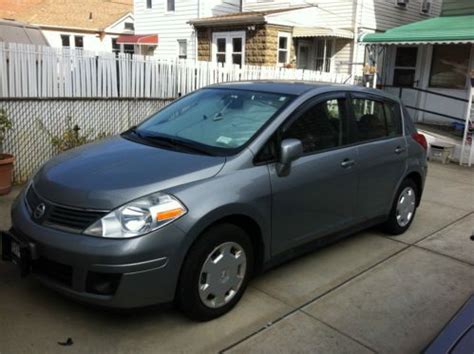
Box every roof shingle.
[0,0,132,31]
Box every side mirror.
[277,139,303,176]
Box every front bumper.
[3,190,187,308]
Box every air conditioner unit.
[397,0,409,7]
[421,0,431,13]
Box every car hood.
[33,136,226,210]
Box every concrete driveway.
[0,162,473,354]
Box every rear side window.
[283,98,349,153]
[351,98,401,142]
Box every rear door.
[268,93,359,256]
[349,94,407,220]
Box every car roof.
[208,80,400,102]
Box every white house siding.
[134,0,198,59]
[41,14,134,53]
[134,0,240,60]
[202,0,241,17]
[42,30,113,52]
[244,0,355,29]
[334,39,353,74]
[105,14,135,33]
[358,0,443,32]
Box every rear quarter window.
[351,97,402,142]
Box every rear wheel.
[177,223,254,321]
[383,179,418,235]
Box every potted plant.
[0,108,14,195]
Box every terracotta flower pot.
[0,154,14,195]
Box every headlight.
[84,192,187,238]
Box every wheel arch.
[176,206,269,287]
[404,171,423,206]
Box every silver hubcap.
[199,242,247,309]
[396,187,416,227]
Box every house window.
[216,38,226,63]
[146,0,152,9]
[277,33,290,65]
[315,39,334,72]
[124,44,135,55]
[74,36,83,48]
[61,34,70,47]
[420,0,431,14]
[429,44,470,89]
[112,38,120,56]
[212,31,246,66]
[124,22,134,30]
[395,0,408,8]
[178,40,187,59]
[393,47,418,87]
[232,37,243,65]
[167,0,175,12]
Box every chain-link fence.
[1,98,174,184]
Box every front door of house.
[297,41,311,69]
[391,46,421,119]
[212,32,245,67]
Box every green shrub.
[0,108,13,156]
[38,116,108,152]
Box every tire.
[383,178,419,235]
[177,223,254,321]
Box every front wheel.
[177,223,254,321]
[383,179,418,235]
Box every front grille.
[46,206,106,231]
[32,257,73,287]
[25,186,41,212]
[26,186,107,233]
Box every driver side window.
[283,98,348,153]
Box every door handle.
[340,159,355,168]
[394,146,406,154]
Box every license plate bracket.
[1,231,31,277]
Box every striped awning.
[360,15,474,45]
[293,27,354,39]
[116,34,158,45]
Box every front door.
[348,94,407,220]
[391,46,421,119]
[269,94,359,256]
[212,31,245,66]
[297,41,311,69]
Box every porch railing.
[380,85,469,123]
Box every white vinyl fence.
[0,42,353,99]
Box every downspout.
[195,0,201,62]
[351,0,360,84]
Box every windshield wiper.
[125,126,145,139]
[140,133,214,156]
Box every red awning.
[116,34,158,45]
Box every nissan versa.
[2,82,427,321]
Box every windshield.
[136,88,294,152]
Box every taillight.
[412,132,427,150]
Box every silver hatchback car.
[2,82,427,320]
